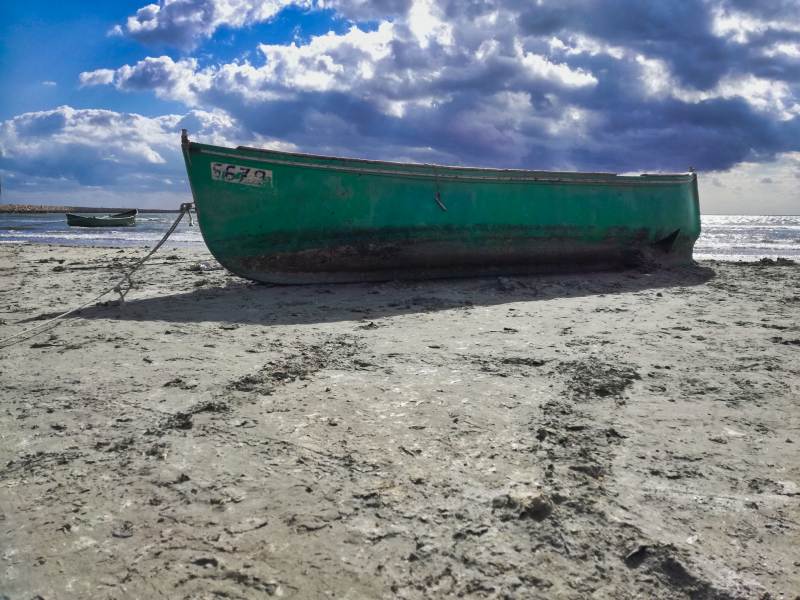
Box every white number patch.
[211,162,272,186]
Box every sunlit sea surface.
[1,212,799,262]
[0,213,202,248]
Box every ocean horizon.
[1,212,799,263]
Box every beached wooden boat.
[66,210,137,228]
[181,130,700,284]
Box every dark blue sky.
[1,0,799,213]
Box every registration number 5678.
[211,162,272,187]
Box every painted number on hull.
[211,162,272,186]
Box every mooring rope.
[0,202,194,350]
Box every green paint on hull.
[66,210,137,228]
[182,133,700,283]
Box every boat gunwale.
[189,143,696,186]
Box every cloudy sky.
[1,0,799,213]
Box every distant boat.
[181,130,700,284]
[66,209,138,228]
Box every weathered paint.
[181,132,701,284]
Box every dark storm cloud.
[571,98,800,172]
[515,0,800,89]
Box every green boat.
[181,130,700,284]
[66,209,137,228]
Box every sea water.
[0,213,202,248]
[693,215,800,262]
[1,212,799,262]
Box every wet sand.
[1,243,798,599]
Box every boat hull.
[66,210,137,228]
[182,137,700,284]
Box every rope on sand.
[0,202,195,350]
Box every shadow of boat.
[67,264,715,328]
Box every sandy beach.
[1,243,798,599]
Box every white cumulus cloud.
[121,0,307,49]
[81,57,209,105]
[0,106,290,206]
